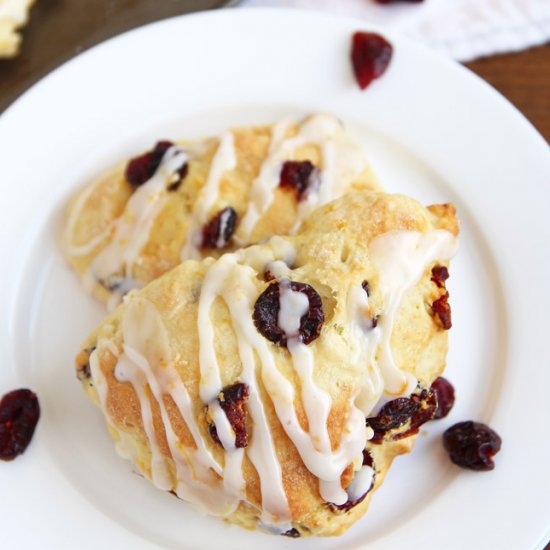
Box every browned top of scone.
[78,191,458,537]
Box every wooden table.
[466,43,550,145]
[1,2,549,149]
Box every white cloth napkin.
[237,0,550,61]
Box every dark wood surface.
[466,42,550,144]
[2,2,549,149]
[0,0,233,112]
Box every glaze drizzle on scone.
[64,114,378,310]
[78,192,458,535]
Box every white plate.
[1,8,549,550]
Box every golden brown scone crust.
[64,116,379,306]
[76,191,458,537]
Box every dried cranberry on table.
[201,206,237,249]
[279,160,319,200]
[351,31,393,90]
[125,140,174,187]
[443,421,502,471]
[253,281,324,347]
[430,376,455,419]
[0,388,40,461]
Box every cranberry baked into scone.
[75,191,458,537]
[64,114,379,309]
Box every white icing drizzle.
[64,175,115,256]
[197,253,291,525]
[216,208,235,248]
[347,286,384,417]
[70,115,370,310]
[71,146,187,311]
[235,113,369,243]
[346,465,375,502]
[180,132,237,260]
[115,352,173,491]
[369,230,458,395]
[196,251,365,511]
[88,339,119,411]
[279,282,332,456]
[88,227,457,527]
[111,297,243,515]
[209,400,237,450]
[90,146,188,283]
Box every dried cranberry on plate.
[351,31,393,90]
[0,388,40,461]
[430,377,455,419]
[443,421,502,471]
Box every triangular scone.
[63,114,379,309]
[75,191,458,537]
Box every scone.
[0,0,34,57]
[75,191,458,537]
[63,114,379,309]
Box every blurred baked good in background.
[0,0,35,57]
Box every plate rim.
[0,7,549,550]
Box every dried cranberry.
[167,162,189,192]
[282,528,300,538]
[431,265,449,289]
[368,397,419,433]
[279,160,319,200]
[393,389,437,440]
[362,448,374,468]
[125,140,173,187]
[201,207,237,249]
[0,389,40,461]
[431,291,452,330]
[368,390,438,443]
[253,281,324,347]
[431,377,455,419]
[208,383,249,449]
[351,32,393,90]
[443,421,502,471]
